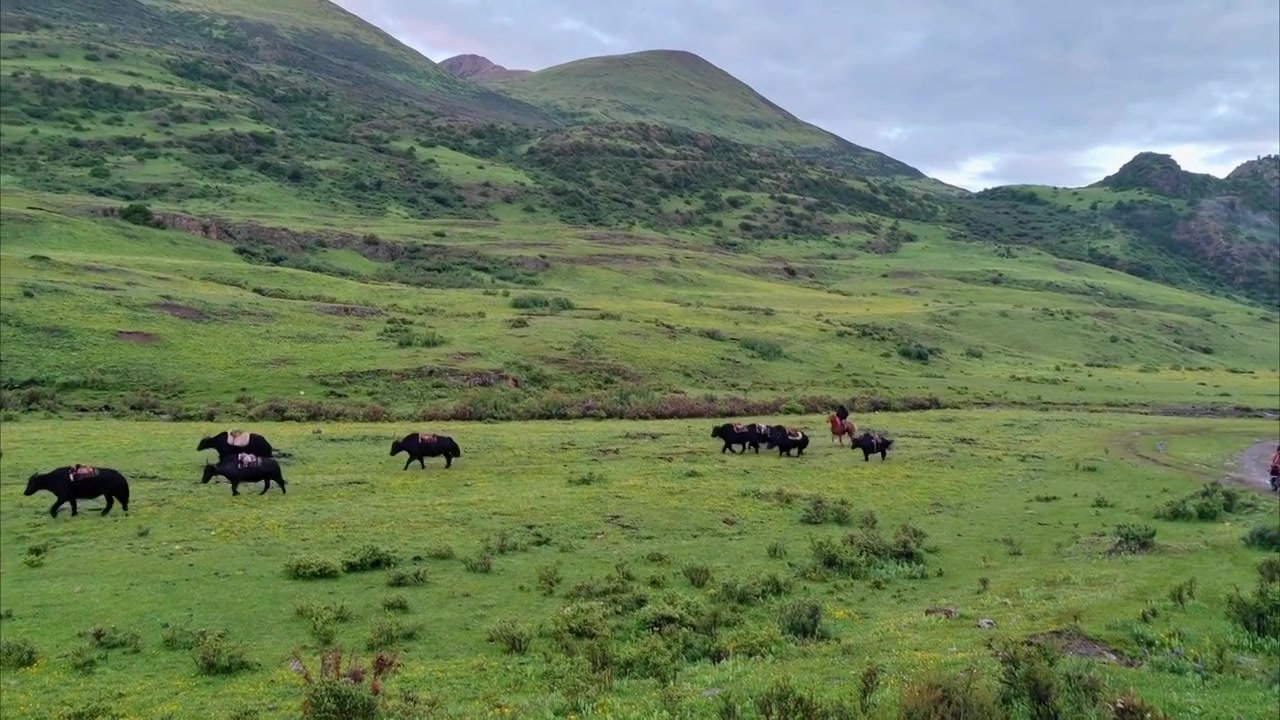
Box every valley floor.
[1,410,1277,719]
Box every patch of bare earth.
[115,331,158,344]
[885,270,924,279]
[151,303,210,322]
[1025,628,1137,667]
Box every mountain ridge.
[440,53,531,81]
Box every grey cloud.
[335,0,1280,189]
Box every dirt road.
[1234,440,1279,492]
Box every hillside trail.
[1231,440,1279,492]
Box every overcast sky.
[334,0,1280,191]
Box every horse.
[24,465,131,518]
[828,414,857,445]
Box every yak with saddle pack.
[24,464,131,518]
[710,422,768,454]
[390,431,463,470]
[764,425,810,457]
[197,429,275,460]
[201,453,286,496]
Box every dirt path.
[1231,440,1279,492]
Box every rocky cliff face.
[1091,152,1220,200]
[439,54,530,81]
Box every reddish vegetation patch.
[512,256,551,272]
[886,270,924,279]
[1054,261,1078,273]
[151,303,210,322]
[115,331,157,344]
[1090,311,1117,321]
[315,303,382,317]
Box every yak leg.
[260,477,271,495]
[69,497,79,516]
[101,495,114,516]
[444,454,453,469]
[230,481,241,496]
[418,456,426,469]
[403,457,413,470]
[50,499,66,518]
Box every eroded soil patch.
[1025,628,1138,667]
[151,303,210,322]
[115,330,158,344]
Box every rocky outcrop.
[439,54,530,81]
[1091,152,1219,200]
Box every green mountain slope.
[0,0,1277,422]
[483,49,926,179]
[947,153,1280,307]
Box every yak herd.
[20,420,891,520]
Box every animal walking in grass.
[710,422,766,454]
[828,407,857,446]
[201,454,287,496]
[765,425,810,457]
[390,432,462,470]
[854,432,894,461]
[197,429,275,459]
[24,465,130,518]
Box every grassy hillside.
[0,0,1277,421]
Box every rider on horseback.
[1270,445,1280,491]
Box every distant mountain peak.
[439,54,530,81]
[1227,154,1280,185]
[1091,151,1218,200]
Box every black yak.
[853,432,894,461]
[765,425,810,457]
[201,454,287,496]
[390,432,462,470]
[710,422,767,454]
[24,465,130,518]
[197,430,274,459]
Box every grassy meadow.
[1,2,1279,718]
[1,412,1278,719]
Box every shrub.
[1111,690,1169,720]
[342,545,398,573]
[1225,564,1280,640]
[1168,578,1197,609]
[767,541,787,559]
[462,553,493,574]
[82,624,141,653]
[193,631,255,676]
[425,544,455,560]
[778,599,824,640]
[486,620,532,655]
[386,568,427,587]
[859,663,885,715]
[682,563,712,588]
[285,555,343,580]
[382,595,410,613]
[0,638,38,670]
[290,649,400,720]
[366,619,420,651]
[536,564,562,596]
[1110,524,1156,555]
[899,672,1005,720]
[739,337,784,360]
[1243,522,1280,551]
[799,495,852,525]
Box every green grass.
[1,412,1277,719]
[2,198,1277,418]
